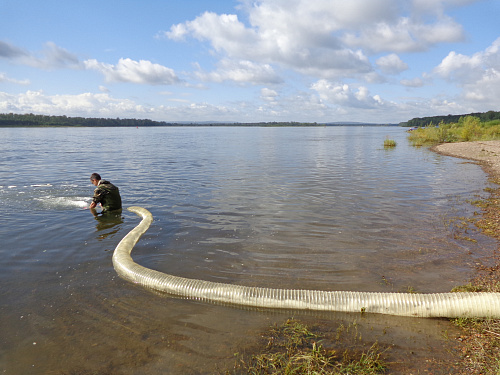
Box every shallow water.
[0,126,495,373]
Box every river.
[0,126,495,373]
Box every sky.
[1,0,499,124]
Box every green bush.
[485,125,500,139]
[407,115,499,146]
[459,116,481,141]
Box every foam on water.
[34,196,90,209]
[1,183,91,211]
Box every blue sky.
[1,0,499,123]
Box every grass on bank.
[223,319,386,375]
[452,185,500,374]
[450,276,500,374]
[407,116,500,146]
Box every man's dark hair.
[90,173,101,181]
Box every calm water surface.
[0,126,496,373]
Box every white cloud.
[261,87,278,98]
[2,1,491,124]
[161,0,470,82]
[412,16,465,45]
[0,89,252,122]
[0,40,29,59]
[400,77,425,87]
[0,87,470,124]
[311,79,385,109]
[412,0,479,15]
[161,5,374,79]
[433,51,480,80]
[343,16,464,53]
[246,0,399,36]
[260,87,278,103]
[433,37,500,83]
[461,69,500,107]
[432,37,500,109]
[0,40,80,69]
[166,98,191,103]
[376,53,409,74]
[40,42,80,69]
[84,58,180,85]
[0,72,30,85]
[165,12,259,56]
[195,59,283,84]
[0,90,145,117]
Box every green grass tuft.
[383,138,396,148]
[224,319,386,374]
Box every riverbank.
[434,140,500,241]
[433,140,500,177]
[433,141,500,374]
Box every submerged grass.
[223,319,386,375]
[383,137,396,148]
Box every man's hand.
[89,201,96,209]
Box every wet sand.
[433,140,500,177]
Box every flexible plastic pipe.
[112,207,500,318]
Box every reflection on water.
[0,126,495,373]
[92,210,124,240]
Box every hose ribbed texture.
[112,207,500,318]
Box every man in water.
[89,173,122,214]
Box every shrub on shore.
[407,116,500,146]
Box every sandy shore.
[433,141,500,374]
[433,140,500,177]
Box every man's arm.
[89,187,105,209]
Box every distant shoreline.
[0,123,399,128]
[0,113,399,128]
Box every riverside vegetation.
[407,115,500,146]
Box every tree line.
[0,113,328,127]
[400,110,500,127]
[0,113,177,127]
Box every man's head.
[90,173,101,186]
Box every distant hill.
[400,110,500,127]
[324,122,398,126]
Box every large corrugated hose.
[112,206,500,318]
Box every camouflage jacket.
[92,180,122,212]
